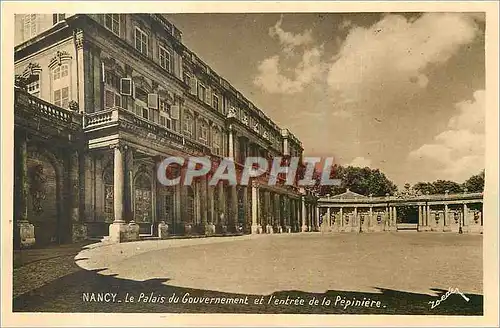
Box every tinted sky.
[165,12,485,187]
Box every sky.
[165,12,485,187]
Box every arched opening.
[134,172,152,235]
[27,152,61,246]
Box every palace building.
[13,14,483,248]
[14,13,319,248]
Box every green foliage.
[412,170,485,195]
[463,170,485,193]
[316,165,397,197]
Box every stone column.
[463,203,468,228]
[124,147,134,222]
[242,185,249,233]
[113,145,124,222]
[353,207,358,232]
[301,196,308,232]
[228,125,234,159]
[422,204,427,227]
[426,204,431,229]
[386,206,392,228]
[109,144,138,242]
[230,185,238,233]
[251,182,260,234]
[326,207,331,228]
[418,205,423,230]
[265,191,273,233]
[315,206,320,232]
[293,197,302,232]
[369,207,373,231]
[444,204,449,232]
[217,183,225,228]
[339,207,343,228]
[207,179,215,227]
[201,176,213,235]
[15,132,35,248]
[274,193,281,232]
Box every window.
[199,121,208,144]
[159,100,172,129]
[53,14,65,25]
[212,94,219,110]
[105,14,120,36]
[135,27,148,55]
[23,14,38,40]
[104,89,121,108]
[52,63,70,108]
[159,46,172,72]
[26,75,40,97]
[198,84,206,102]
[134,87,149,118]
[54,87,69,108]
[183,112,194,136]
[213,128,221,156]
[104,70,122,108]
[183,72,190,86]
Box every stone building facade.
[317,190,483,233]
[13,14,316,248]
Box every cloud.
[408,90,485,181]
[327,13,481,106]
[348,156,372,168]
[269,15,313,54]
[254,46,324,94]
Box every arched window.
[52,63,70,108]
[183,112,194,137]
[198,119,209,144]
[212,127,222,156]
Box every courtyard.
[13,232,483,315]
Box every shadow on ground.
[12,243,482,315]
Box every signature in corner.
[428,287,470,309]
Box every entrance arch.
[27,148,64,246]
[134,172,153,235]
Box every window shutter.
[171,105,180,120]
[120,78,132,96]
[148,93,159,109]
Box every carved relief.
[28,164,47,214]
[22,62,42,79]
[48,51,72,68]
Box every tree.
[463,170,485,192]
[413,179,463,195]
[412,182,435,195]
[318,165,397,197]
[432,180,463,194]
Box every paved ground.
[13,232,483,314]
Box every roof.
[329,189,367,200]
